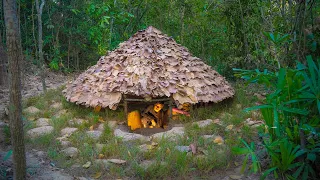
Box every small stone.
[82,161,91,168]
[53,109,68,118]
[114,129,149,142]
[61,147,78,157]
[151,127,184,140]
[94,159,111,169]
[192,119,213,128]
[97,123,105,131]
[27,126,54,138]
[96,143,106,153]
[35,118,50,127]
[61,127,78,136]
[60,140,72,148]
[69,118,88,126]
[50,102,63,109]
[86,130,102,140]
[107,159,126,164]
[175,146,191,152]
[24,106,40,114]
[202,135,215,140]
[56,134,70,141]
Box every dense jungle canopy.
[0,0,319,79]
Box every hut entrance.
[124,95,173,132]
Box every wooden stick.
[123,94,128,124]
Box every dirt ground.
[0,67,78,180]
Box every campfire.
[124,96,172,131]
[124,95,193,131]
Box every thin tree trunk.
[180,3,185,44]
[76,52,79,71]
[3,0,26,179]
[238,0,249,56]
[109,0,117,50]
[67,37,70,69]
[36,0,46,92]
[31,1,38,65]
[0,33,8,87]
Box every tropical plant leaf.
[244,105,273,112]
[3,150,12,161]
[307,153,316,162]
[261,167,277,180]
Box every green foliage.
[233,55,320,179]
[3,150,12,161]
[262,139,306,179]
[49,59,59,70]
[232,139,261,174]
[5,0,318,75]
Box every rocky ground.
[0,67,70,120]
[0,67,76,180]
[9,103,262,179]
[0,68,265,179]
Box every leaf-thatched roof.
[63,26,234,109]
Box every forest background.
[1,0,319,82]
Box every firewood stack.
[63,26,235,109]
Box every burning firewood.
[141,102,164,128]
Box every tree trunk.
[180,3,185,44]
[0,33,8,87]
[35,0,47,92]
[31,1,38,65]
[3,0,26,179]
[109,0,117,50]
[238,0,249,57]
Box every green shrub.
[233,55,320,179]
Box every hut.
[63,26,234,129]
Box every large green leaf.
[277,68,286,90]
[278,106,308,115]
[306,55,318,89]
[244,105,273,112]
[261,167,277,180]
[231,147,249,155]
[3,150,12,161]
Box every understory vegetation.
[20,84,260,179]
[233,55,320,179]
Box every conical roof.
[63,26,234,109]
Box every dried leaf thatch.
[63,26,234,109]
